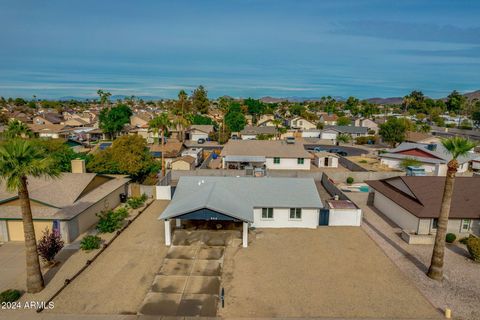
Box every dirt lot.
[347,155,399,172]
[41,200,170,314]
[219,227,440,319]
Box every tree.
[402,90,426,114]
[418,124,431,133]
[0,139,60,293]
[149,114,172,176]
[99,104,132,139]
[336,133,351,144]
[191,114,214,125]
[35,139,79,172]
[173,115,190,142]
[225,110,246,132]
[175,90,191,115]
[97,90,112,108]
[0,111,8,124]
[427,137,477,281]
[445,90,466,114]
[272,119,283,139]
[379,117,407,147]
[87,135,158,182]
[4,120,32,139]
[399,157,422,170]
[243,98,266,122]
[192,85,209,114]
[337,116,351,126]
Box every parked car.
[328,148,348,156]
[197,138,206,144]
[313,146,326,152]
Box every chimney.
[71,159,86,174]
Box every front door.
[319,209,329,226]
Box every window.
[273,157,280,164]
[262,208,274,219]
[289,208,302,220]
[432,218,438,229]
[461,219,471,232]
[297,158,304,164]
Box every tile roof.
[366,176,480,219]
[240,125,276,135]
[188,125,214,133]
[220,140,312,159]
[324,125,369,134]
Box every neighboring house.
[239,126,277,140]
[319,113,338,126]
[130,112,154,128]
[366,176,480,242]
[33,113,63,125]
[63,117,90,127]
[158,176,324,247]
[220,140,312,170]
[0,160,130,243]
[181,148,204,167]
[320,126,369,140]
[186,125,214,142]
[8,111,32,123]
[257,114,276,127]
[404,131,441,144]
[301,128,321,138]
[313,152,339,168]
[149,140,184,168]
[379,142,475,175]
[171,156,196,171]
[28,124,70,139]
[354,118,378,133]
[289,117,317,131]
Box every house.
[171,156,196,171]
[366,176,480,243]
[185,125,214,142]
[28,123,71,139]
[313,152,339,168]
[379,142,475,175]
[404,131,441,144]
[220,140,312,170]
[158,176,324,247]
[130,112,154,128]
[257,114,276,127]
[319,113,338,126]
[320,126,369,140]
[239,125,277,140]
[289,116,317,131]
[0,160,130,243]
[33,113,63,125]
[354,118,378,133]
[181,148,204,166]
[148,140,184,168]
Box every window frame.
[289,208,302,220]
[297,158,304,165]
[461,219,471,232]
[261,207,274,220]
[273,157,281,164]
[432,218,438,230]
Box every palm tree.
[427,137,476,280]
[174,115,190,142]
[4,119,32,139]
[0,139,60,293]
[149,114,172,176]
[272,119,283,139]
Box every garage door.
[7,220,53,241]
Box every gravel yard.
[348,192,480,320]
[219,227,440,319]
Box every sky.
[0,0,479,100]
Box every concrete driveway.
[0,242,26,292]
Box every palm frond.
[441,137,477,159]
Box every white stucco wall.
[380,158,437,173]
[265,157,311,170]
[315,156,338,168]
[301,131,321,138]
[190,132,209,141]
[373,191,420,233]
[241,134,257,140]
[252,208,319,229]
[156,185,172,200]
[320,131,337,140]
[328,208,362,226]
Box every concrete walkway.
[0,242,25,291]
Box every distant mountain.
[464,90,480,100]
[259,96,344,103]
[58,95,163,101]
[364,97,403,105]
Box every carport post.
[164,219,171,246]
[242,221,248,248]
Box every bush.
[37,228,64,263]
[96,206,131,233]
[346,177,354,184]
[126,194,147,209]
[359,160,368,164]
[0,289,21,303]
[115,207,129,220]
[355,135,376,145]
[466,236,480,262]
[459,237,469,245]
[445,233,456,243]
[80,235,102,251]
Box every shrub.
[96,210,123,233]
[466,236,480,262]
[126,194,147,209]
[80,235,102,251]
[355,135,376,145]
[359,160,368,164]
[0,289,21,303]
[114,207,129,220]
[445,233,456,243]
[37,228,64,263]
[346,177,354,184]
[459,237,469,245]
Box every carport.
[159,180,253,248]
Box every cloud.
[332,20,480,44]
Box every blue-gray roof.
[159,176,323,222]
